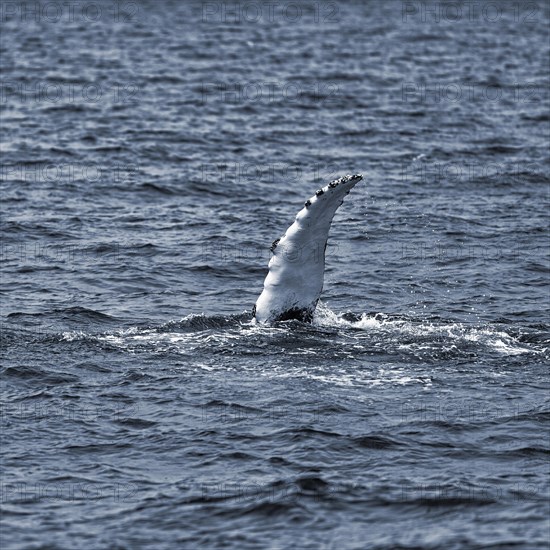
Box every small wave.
[43,104,89,113]
[352,435,400,450]
[139,182,176,195]
[8,307,115,322]
[2,365,79,385]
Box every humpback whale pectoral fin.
[254,173,363,325]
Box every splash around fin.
[253,174,363,324]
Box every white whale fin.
[253,174,363,324]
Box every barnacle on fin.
[304,199,311,207]
[328,181,338,188]
[270,238,280,253]
[315,189,324,196]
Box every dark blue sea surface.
[1,1,549,548]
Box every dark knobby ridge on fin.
[304,199,311,207]
[315,189,324,196]
[270,238,280,253]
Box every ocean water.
[1,0,549,548]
